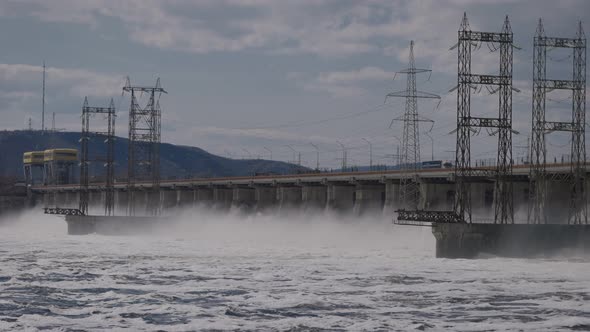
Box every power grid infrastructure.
[79,97,116,216]
[528,19,587,225]
[386,40,440,210]
[123,77,167,216]
[452,13,516,224]
[396,13,518,225]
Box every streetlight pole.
[264,147,272,160]
[424,132,434,161]
[336,141,347,171]
[286,145,299,165]
[309,143,320,170]
[362,138,373,170]
[392,135,402,168]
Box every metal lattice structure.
[123,78,166,216]
[453,14,515,224]
[529,19,587,225]
[79,97,116,216]
[386,41,440,209]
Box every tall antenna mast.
[42,61,46,132]
[386,41,440,209]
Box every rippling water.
[0,210,589,331]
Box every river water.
[0,209,589,331]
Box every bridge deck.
[31,163,582,192]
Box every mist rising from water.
[0,206,435,256]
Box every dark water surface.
[0,211,589,331]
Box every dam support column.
[89,191,104,211]
[255,186,276,212]
[419,181,456,211]
[511,181,529,219]
[469,182,494,217]
[301,185,327,212]
[161,189,178,210]
[543,180,571,224]
[383,180,399,215]
[232,186,256,212]
[353,183,385,216]
[277,185,302,211]
[177,188,195,208]
[327,183,355,213]
[115,191,129,214]
[196,187,214,208]
[213,187,233,210]
[133,190,148,215]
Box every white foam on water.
[0,207,588,331]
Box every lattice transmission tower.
[452,14,515,224]
[386,41,440,209]
[123,77,166,216]
[528,19,587,225]
[80,97,116,216]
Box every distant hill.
[0,130,307,180]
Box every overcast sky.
[0,0,587,168]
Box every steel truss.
[123,77,166,216]
[80,97,116,216]
[396,209,461,224]
[452,14,516,224]
[386,41,440,209]
[529,19,587,225]
[44,207,85,216]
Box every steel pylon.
[386,41,440,210]
[123,77,166,216]
[453,13,515,224]
[79,97,116,216]
[528,19,587,225]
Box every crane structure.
[386,41,440,210]
[79,97,116,216]
[528,19,587,225]
[123,77,167,216]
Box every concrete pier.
[232,187,256,211]
[115,191,129,212]
[177,189,195,207]
[255,186,276,211]
[383,180,399,214]
[420,182,454,211]
[277,186,302,210]
[196,188,214,207]
[327,184,355,212]
[89,191,104,209]
[213,187,233,210]
[432,223,590,258]
[301,185,327,211]
[161,189,178,210]
[353,184,385,215]
[130,190,148,214]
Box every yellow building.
[41,149,78,185]
[43,149,78,162]
[23,151,45,185]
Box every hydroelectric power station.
[33,14,589,259]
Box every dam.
[32,162,590,259]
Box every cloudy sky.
[0,0,587,168]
